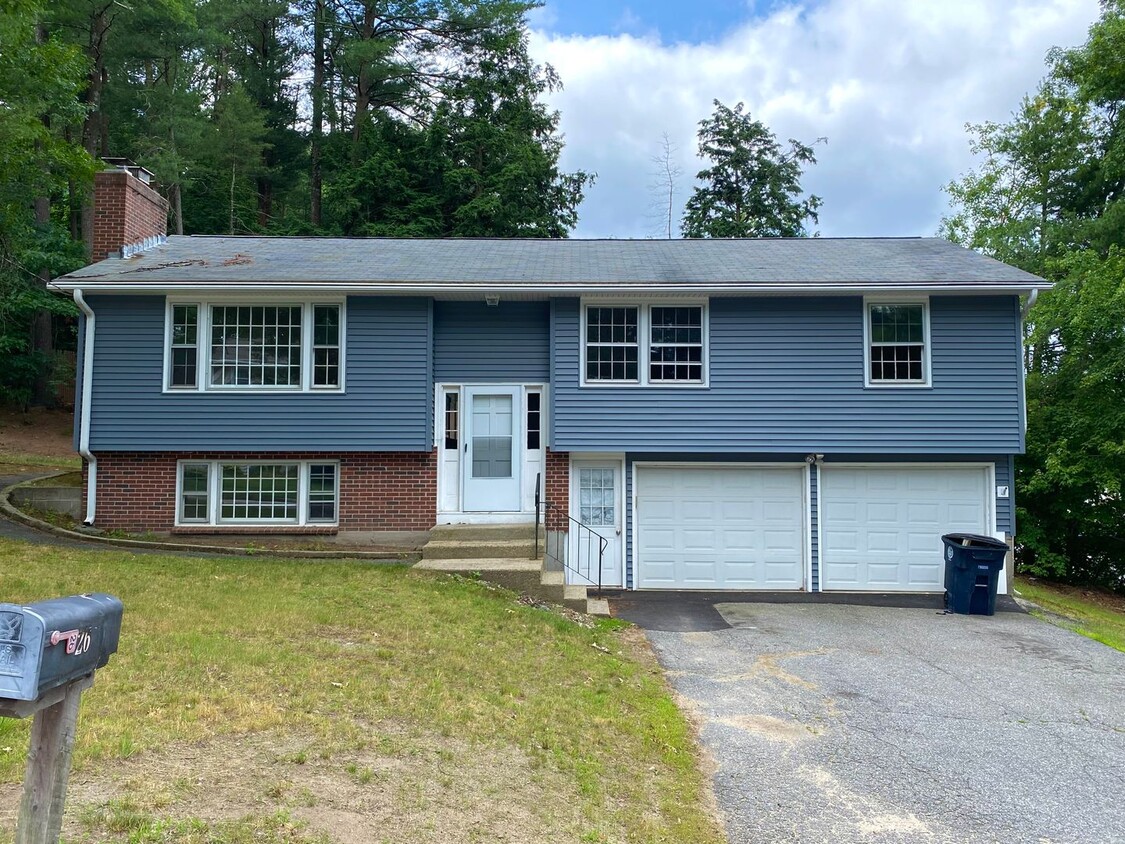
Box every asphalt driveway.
[639,601,1125,843]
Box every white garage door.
[820,466,990,592]
[635,466,805,590]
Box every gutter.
[51,281,1053,296]
[73,289,97,525]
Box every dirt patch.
[0,727,594,843]
[715,714,816,743]
[0,407,77,460]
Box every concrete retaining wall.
[10,487,81,519]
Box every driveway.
[636,600,1125,843]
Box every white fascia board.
[50,280,1054,295]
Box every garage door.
[820,466,990,592]
[635,466,805,589]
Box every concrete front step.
[416,557,542,593]
[415,557,603,615]
[429,523,538,542]
[421,538,538,560]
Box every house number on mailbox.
[50,629,91,656]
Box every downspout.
[73,289,97,525]
[1020,287,1039,320]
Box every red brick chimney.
[91,159,169,261]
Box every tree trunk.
[351,5,377,155]
[80,5,111,259]
[31,23,54,408]
[257,177,272,228]
[171,182,184,235]
[230,163,237,234]
[310,0,325,227]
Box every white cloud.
[530,0,1100,238]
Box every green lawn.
[0,538,723,843]
[0,453,81,472]
[1016,577,1125,653]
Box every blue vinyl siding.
[85,294,432,451]
[552,296,1023,453]
[621,453,1012,590]
[433,301,549,382]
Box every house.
[55,162,1048,595]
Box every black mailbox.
[0,594,123,702]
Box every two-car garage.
[632,463,996,592]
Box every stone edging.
[0,473,418,562]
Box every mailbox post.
[0,594,123,844]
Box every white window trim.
[862,296,932,388]
[580,299,710,388]
[174,459,340,527]
[163,298,347,394]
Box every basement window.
[176,460,339,526]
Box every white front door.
[570,462,623,587]
[463,387,521,512]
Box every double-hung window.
[583,303,707,386]
[165,301,343,392]
[865,300,930,386]
[177,460,338,526]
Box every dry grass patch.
[0,539,722,843]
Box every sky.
[526,0,1102,239]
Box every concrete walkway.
[644,602,1125,844]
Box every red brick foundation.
[84,451,437,532]
[544,448,570,531]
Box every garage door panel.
[906,502,940,524]
[821,466,989,592]
[948,503,984,524]
[636,466,805,590]
[866,531,899,552]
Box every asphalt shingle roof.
[57,235,1046,290]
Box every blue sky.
[527,0,1102,239]
[533,0,786,42]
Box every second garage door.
[819,465,991,592]
[635,465,806,590]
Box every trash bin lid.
[941,532,1009,549]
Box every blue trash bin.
[942,533,1009,615]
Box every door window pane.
[526,392,541,450]
[444,392,459,450]
[471,394,513,478]
[579,467,616,526]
